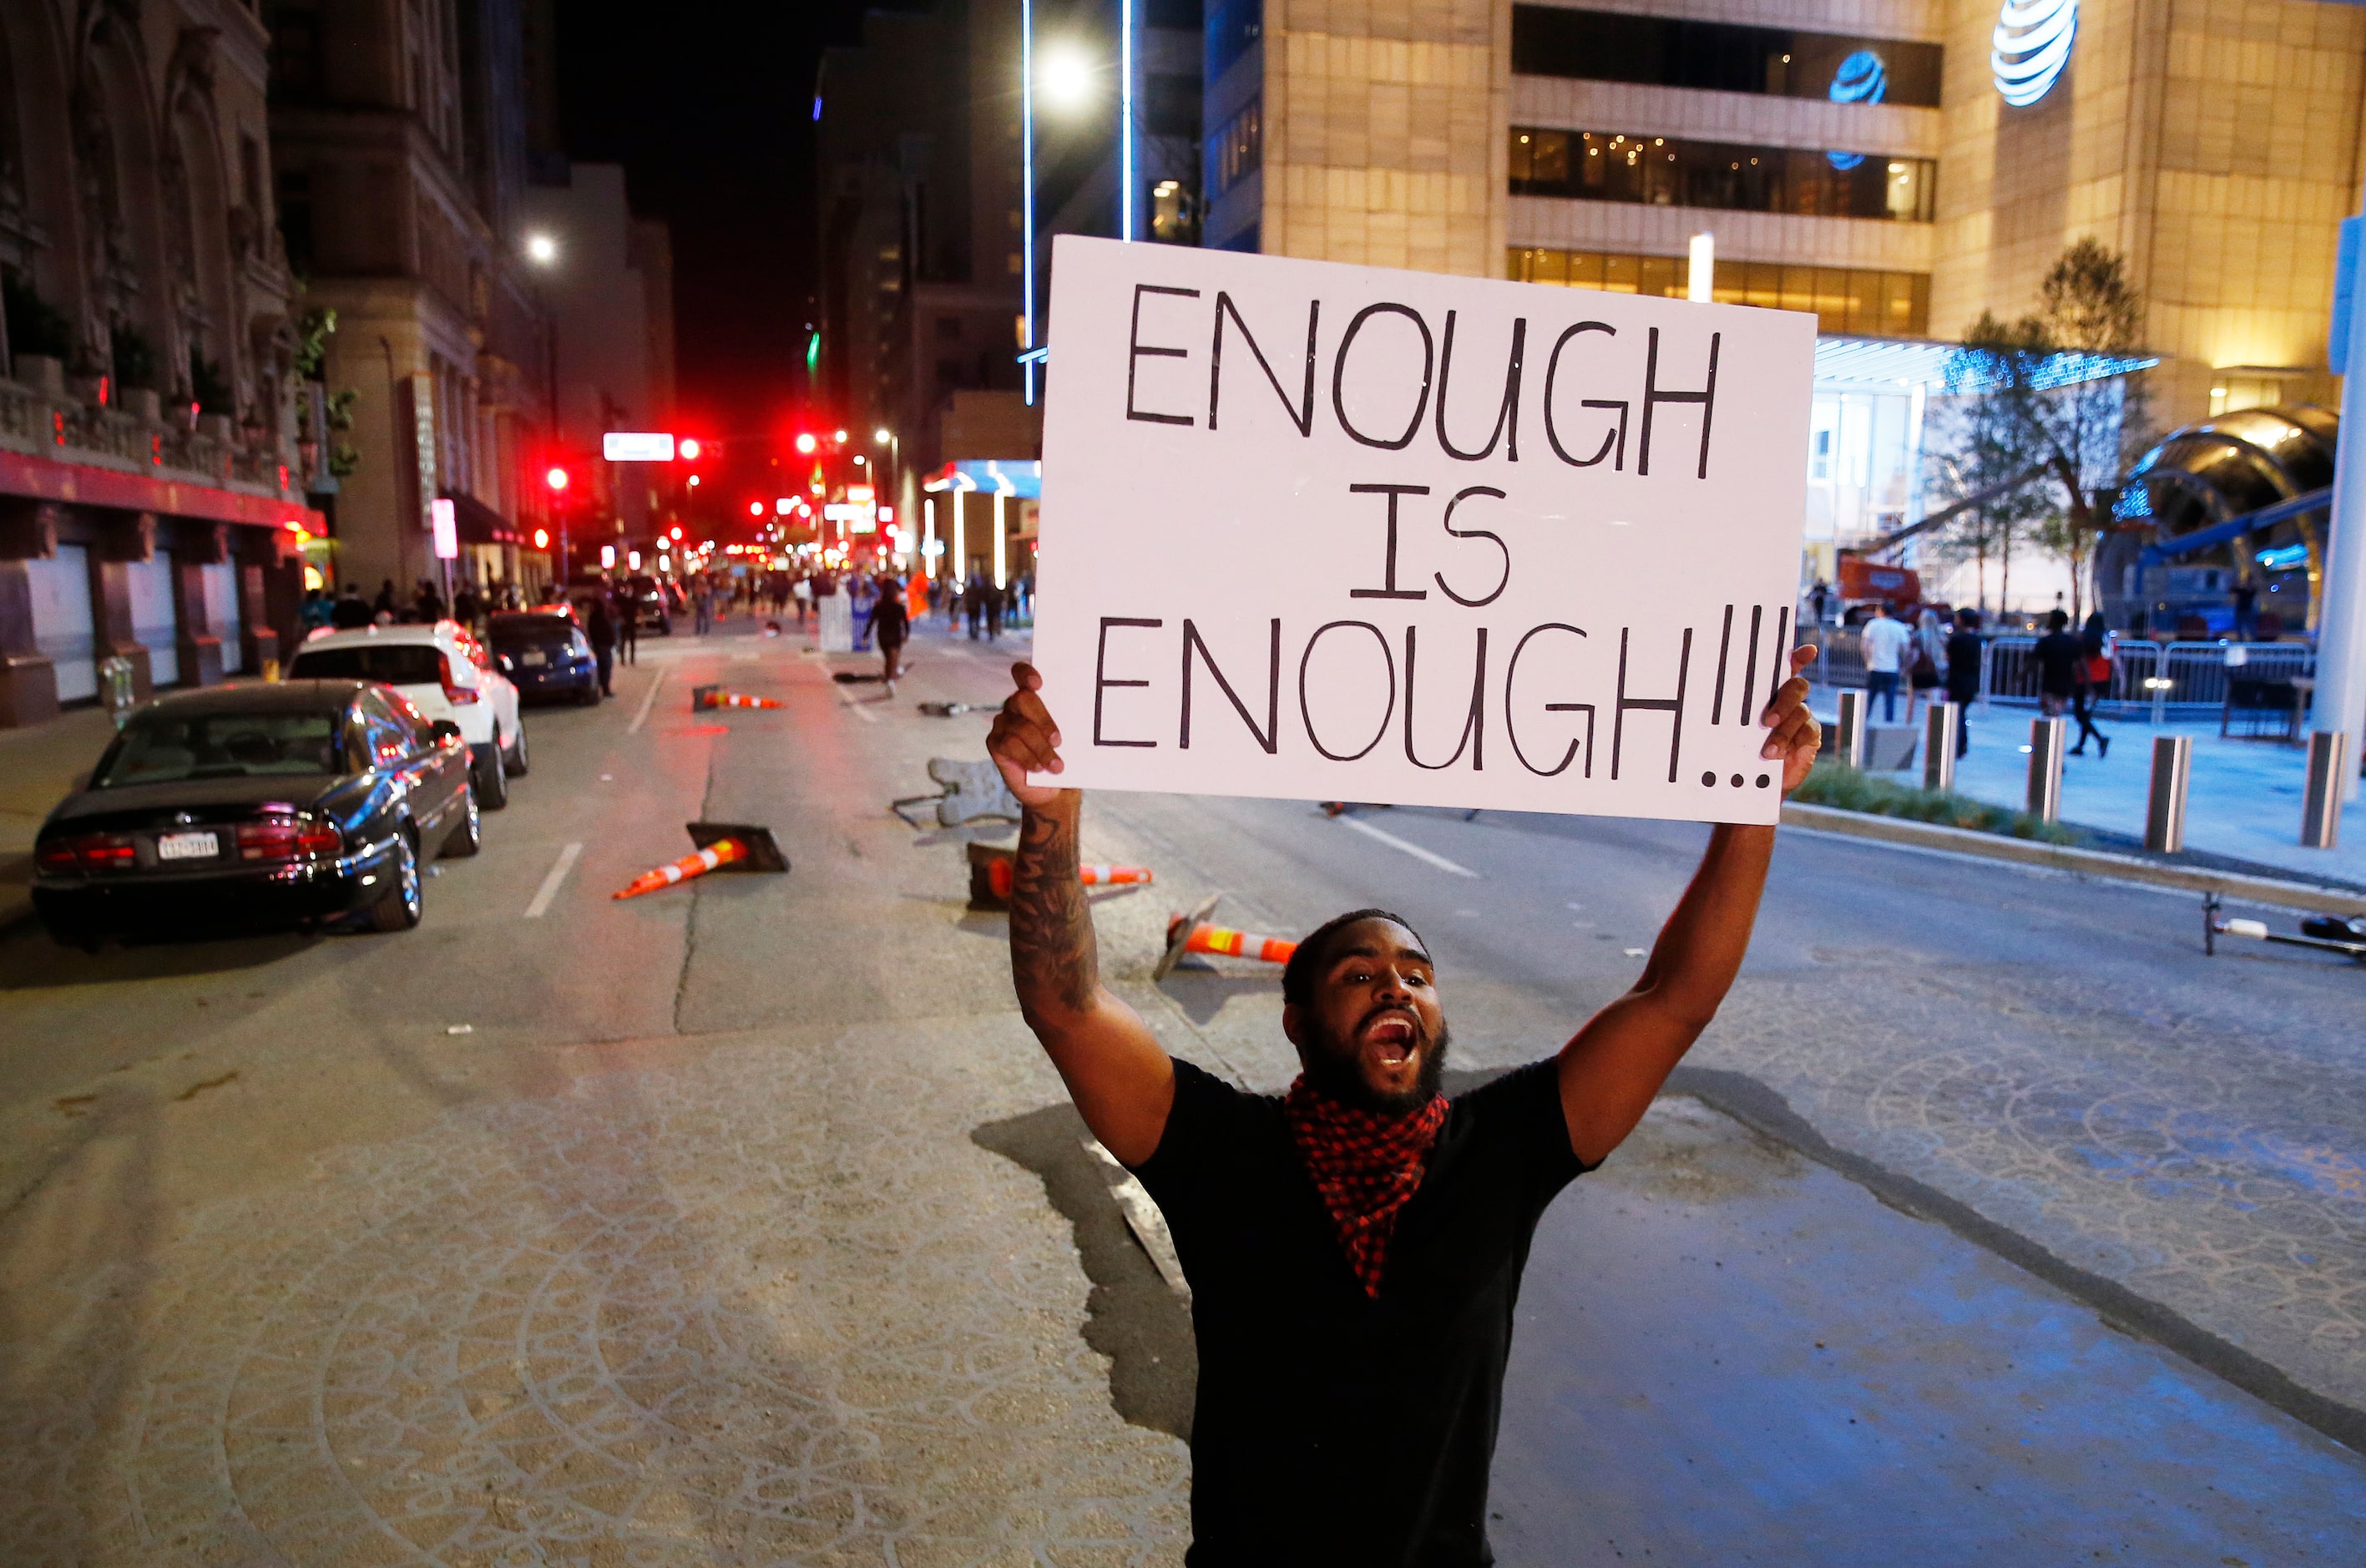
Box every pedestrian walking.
[965,579,986,640]
[1944,608,1983,756]
[587,598,617,697]
[1860,601,1910,724]
[793,573,813,630]
[616,590,640,666]
[851,572,878,651]
[1808,578,1832,627]
[982,648,1823,1565]
[872,574,910,690]
[2070,610,2113,757]
[983,580,1004,640]
[331,582,373,630]
[2034,608,2080,723]
[693,579,713,635]
[1903,609,1946,727]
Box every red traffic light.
[749,501,764,517]
[532,527,550,549]
[679,438,702,461]
[545,466,569,492]
[794,432,818,455]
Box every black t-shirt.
[1132,1057,1590,1566]
[1944,630,1982,701]
[2034,630,2080,695]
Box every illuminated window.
[1510,129,1935,222]
[1508,246,1930,337]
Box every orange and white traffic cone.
[1172,918,1296,965]
[614,837,746,898]
[1153,893,1297,981]
[690,684,783,711]
[968,843,1153,909]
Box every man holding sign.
[988,648,1817,1563]
[988,238,1824,1562]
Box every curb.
[1779,802,2365,916]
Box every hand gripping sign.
[1029,236,1815,825]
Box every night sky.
[555,0,883,433]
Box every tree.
[1936,239,2153,622]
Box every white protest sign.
[1031,235,1814,825]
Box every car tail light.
[438,651,481,705]
[236,817,342,862]
[37,832,136,872]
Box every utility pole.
[2321,205,2366,803]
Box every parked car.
[31,681,477,948]
[486,610,599,705]
[288,620,527,807]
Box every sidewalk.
[0,706,117,931]
[1810,684,2366,885]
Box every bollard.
[2145,734,2192,852]
[2026,716,2066,821]
[1836,690,1868,768]
[1923,702,1959,793]
[2302,729,2350,849]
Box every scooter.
[2202,892,2366,965]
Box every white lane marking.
[627,667,668,734]
[1335,815,1479,878]
[838,692,880,724]
[523,842,584,918]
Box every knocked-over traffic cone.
[691,684,783,711]
[966,842,1153,911]
[614,821,791,899]
[1153,894,1299,981]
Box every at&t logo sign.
[1992,0,2077,106]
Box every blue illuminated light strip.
[1120,0,1137,240]
[1991,0,2077,108]
[1021,0,1039,404]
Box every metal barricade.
[1974,636,2317,726]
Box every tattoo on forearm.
[1010,805,1098,1014]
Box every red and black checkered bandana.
[1285,1076,1449,1298]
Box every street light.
[525,233,558,266]
[1039,42,1094,109]
[873,427,892,444]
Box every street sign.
[1028,235,1815,826]
[602,432,675,462]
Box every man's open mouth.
[1361,1011,1420,1066]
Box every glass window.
[94,709,342,787]
[1511,127,1934,223]
[1510,8,1943,109]
[1509,247,1931,337]
[288,643,445,685]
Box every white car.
[288,621,528,807]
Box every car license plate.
[156,830,220,861]
[520,650,548,666]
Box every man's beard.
[1301,1009,1452,1115]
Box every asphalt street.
[1,611,2360,1564]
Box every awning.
[922,459,1041,498]
[440,488,531,546]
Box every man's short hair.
[1282,908,1427,1008]
[2048,609,2070,630]
[1954,607,1981,630]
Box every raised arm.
[1555,645,1821,1166]
[988,663,1176,1165]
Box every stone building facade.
[1223,0,2366,432]
[264,0,558,604]
[0,0,316,727]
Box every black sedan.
[486,610,599,704]
[31,680,478,948]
